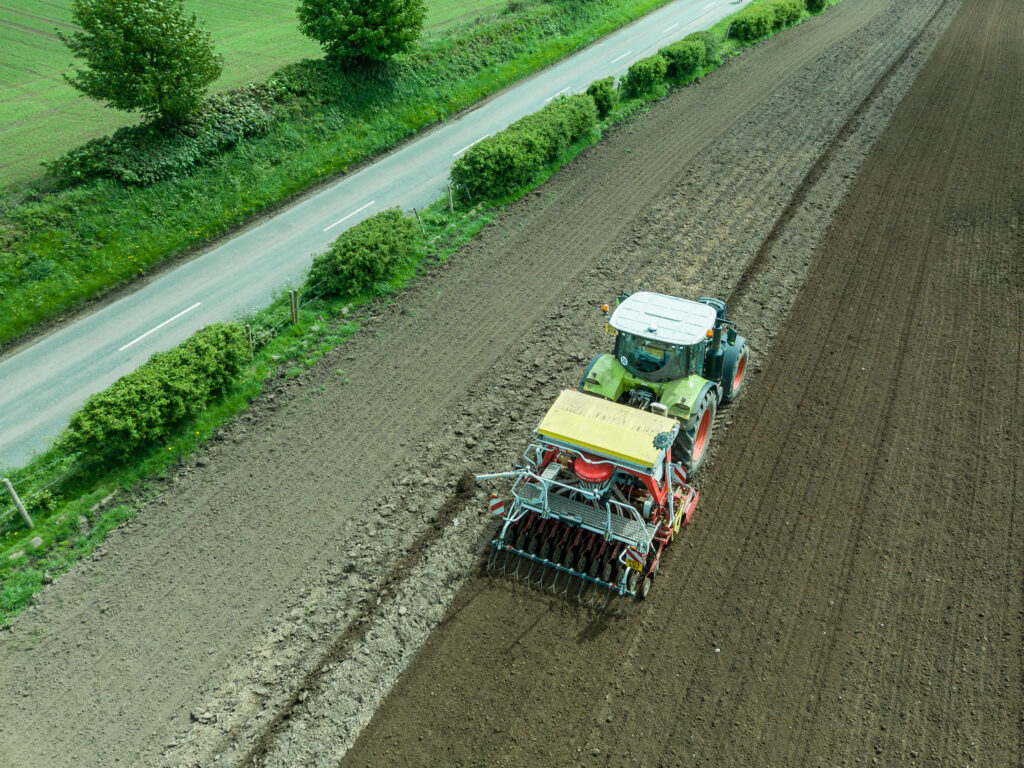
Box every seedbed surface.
[1,0,1019,766]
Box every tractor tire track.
[726,0,951,308]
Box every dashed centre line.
[703,1,716,9]
[119,303,201,352]
[610,50,633,64]
[662,22,679,33]
[452,135,490,157]
[323,200,376,232]
[544,86,573,103]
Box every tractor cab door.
[686,341,706,377]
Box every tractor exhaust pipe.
[706,325,725,383]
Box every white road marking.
[662,22,679,33]
[703,1,716,8]
[544,86,572,103]
[451,135,490,158]
[119,303,202,352]
[610,50,633,64]
[323,200,377,232]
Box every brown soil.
[339,0,1024,766]
[1,0,1020,766]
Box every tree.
[60,0,223,124]
[297,0,426,65]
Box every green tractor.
[580,291,749,478]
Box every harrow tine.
[534,532,555,588]
[536,559,555,589]
[487,545,502,574]
[523,556,539,583]
[511,545,528,578]
[547,568,563,594]
[582,554,603,607]
[625,593,638,618]
[557,570,573,598]
[536,559,550,589]
[615,593,629,616]
[581,581,598,610]
[580,582,592,606]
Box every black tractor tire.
[674,388,717,478]
[721,339,749,404]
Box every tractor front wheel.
[675,389,716,478]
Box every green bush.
[659,39,706,83]
[806,0,826,11]
[730,0,803,42]
[450,93,597,199]
[60,323,249,461]
[729,4,774,41]
[773,0,804,27]
[684,30,720,67]
[306,208,422,298]
[586,77,616,119]
[621,54,667,98]
[47,84,281,186]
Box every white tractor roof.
[610,292,717,346]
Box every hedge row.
[586,78,616,119]
[47,84,281,186]
[60,323,250,461]
[57,208,420,462]
[450,93,597,200]
[660,39,707,83]
[306,208,422,298]
[622,54,667,98]
[729,0,803,42]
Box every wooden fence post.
[289,290,299,324]
[413,207,426,238]
[447,183,455,214]
[3,478,33,530]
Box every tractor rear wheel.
[675,389,716,478]
[722,341,749,404]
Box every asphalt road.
[0,0,749,467]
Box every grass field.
[0,0,503,188]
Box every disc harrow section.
[478,389,699,612]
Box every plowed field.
[1,0,1020,766]
[340,0,1023,765]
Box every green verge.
[0,0,841,626]
[0,0,681,347]
[0,196,499,626]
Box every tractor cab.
[582,291,749,477]
[610,293,719,382]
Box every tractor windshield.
[615,333,687,382]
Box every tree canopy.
[61,0,223,123]
[297,0,427,65]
